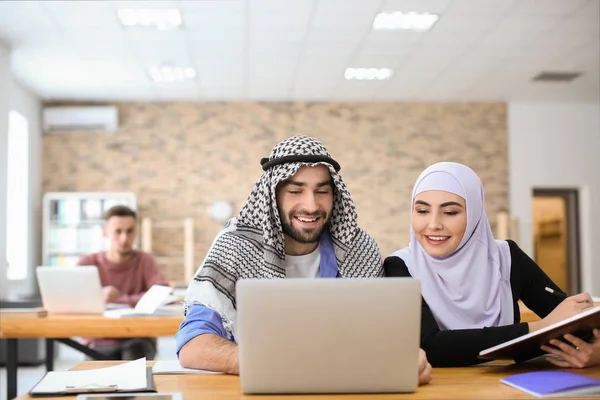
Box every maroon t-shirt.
[77,250,169,307]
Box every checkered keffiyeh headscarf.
[185,136,382,339]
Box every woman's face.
[411,190,467,258]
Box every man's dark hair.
[103,205,137,221]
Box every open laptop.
[236,278,421,394]
[36,266,105,314]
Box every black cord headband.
[260,155,341,172]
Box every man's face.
[276,165,334,245]
[104,216,137,255]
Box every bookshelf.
[42,192,137,266]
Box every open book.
[30,358,156,396]
[104,285,182,318]
[501,371,600,398]
[480,306,600,362]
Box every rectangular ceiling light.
[344,68,393,81]
[148,66,197,82]
[118,9,182,30]
[373,11,439,31]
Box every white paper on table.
[134,285,174,314]
[104,285,174,318]
[152,360,223,375]
[32,358,147,393]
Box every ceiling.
[0,0,598,102]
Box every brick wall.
[43,102,508,281]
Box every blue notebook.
[501,371,600,398]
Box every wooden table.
[0,314,183,400]
[14,360,600,399]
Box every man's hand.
[529,292,593,332]
[418,348,432,385]
[102,286,121,303]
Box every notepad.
[152,360,223,375]
[501,371,600,398]
[480,305,600,362]
[30,358,156,396]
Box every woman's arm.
[384,256,529,367]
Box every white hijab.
[391,162,514,330]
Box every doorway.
[532,189,580,295]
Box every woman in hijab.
[385,162,600,368]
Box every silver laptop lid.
[36,266,105,314]
[236,278,421,394]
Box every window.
[6,110,29,280]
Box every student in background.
[385,162,600,368]
[77,205,170,360]
[177,135,432,384]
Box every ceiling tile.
[249,0,314,13]
[316,0,382,15]
[382,0,451,14]
[446,0,516,16]
[426,15,502,40]
[199,86,246,100]
[311,12,373,30]
[484,15,563,45]
[513,0,587,15]
[302,41,358,56]
[305,25,366,41]
[111,1,180,9]
[184,10,246,31]
[350,53,405,68]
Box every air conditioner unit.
[43,106,118,133]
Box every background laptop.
[36,266,105,314]
[236,278,421,394]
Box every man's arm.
[176,304,239,374]
[179,334,238,374]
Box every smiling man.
[176,136,431,383]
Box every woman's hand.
[529,292,593,332]
[418,348,432,385]
[541,329,600,368]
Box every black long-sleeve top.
[384,240,564,367]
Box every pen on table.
[545,287,567,300]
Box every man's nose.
[302,193,319,213]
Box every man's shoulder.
[204,228,264,268]
[351,228,380,250]
[134,250,158,264]
[77,252,101,266]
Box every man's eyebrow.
[317,180,333,187]
[283,180,333,187]
[284,180,305,187]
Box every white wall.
[0,41,42,298]
[0,42,9,298]
[11,72,42,296]
[508,102,600,295]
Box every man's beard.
[280,210,330,244]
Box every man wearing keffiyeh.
[176,135,432,384]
